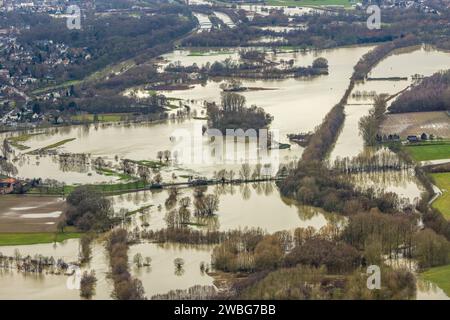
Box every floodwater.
[0,240,215,299]
[111,182,342,233]
[0,240,112,300]
[332,46,450,161]
[3,45,373,184]
[324,46,450,205]
[129,243,215,298]
[1,45,449,300]
[416,279,450,300]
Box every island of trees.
[206,92,273,134]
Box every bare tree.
[203,194,219,216]
[239,163,251,181]
[163,150,171,162]
[157,151,163,162]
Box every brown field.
[380,111,450,138]
[0,195,65,232]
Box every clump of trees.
[226,223,417,300]
[65,186,116,232]
[106,229,146,300]
[342,210,418,259]
[207,93,273,133]
[389,69,450,113]
[413,228,450,269]
[284,238,361,274]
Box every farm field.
[0,195,65,233]
[404,141,450,162]
[380,111,450,139]
[431,172,450,220]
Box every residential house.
[0,177,17,194]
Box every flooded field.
[0,240,213,299]
[0,240,112,300]
[112,182,341,233]
[1,42,449,300]
[332,46,450,160]
[2,45,373,184]
[129,243,215,298]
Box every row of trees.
[359,95,387,146]
[106,229,146,300]
[165,56,328,79]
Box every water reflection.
[113,182,341,233]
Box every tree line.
[389,69,450,113]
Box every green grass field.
[421,264,450,296]
[404,141,450,162]
[431,172,450,220]
[266,0,352,7]
[28,180,149,196]
[0,232,81,246]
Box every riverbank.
[421,264,450,296]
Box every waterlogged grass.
[0,232,81,246]
[96,168,133,181]
[71,113,132,123]
[7,133,44,150]
[404,141,450,162]
[28,180,149,196]
[126,205,153,217]
[132,159,167,169]
[266,0,352,7]
[431,172,450,220]
[421,264,450,296]
[187,50,234,56]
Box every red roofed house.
[0,177,17,194]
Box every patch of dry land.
[380,111,450,138]
[0,196,65,232]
